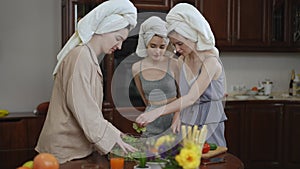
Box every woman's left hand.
[135,109,161,126]
[116,134,137,154]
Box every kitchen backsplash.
[221,52,300,95]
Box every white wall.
[0,0,60,112]
[0,1,299,112]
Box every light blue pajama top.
[179,57,227,146]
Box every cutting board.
[201,146,228,159]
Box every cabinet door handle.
[280,110,283,119]
[273,103,284,119]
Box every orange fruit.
[251,87,258,91]
[33,153,59,169]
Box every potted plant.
[144,147,167,169]
[133,152,151,169]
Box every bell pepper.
[202,143,210,154]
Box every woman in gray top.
[132,16,180,137]
[136,4,227,146]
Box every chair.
[33,101,49,115]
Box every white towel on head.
[53,0,137,75]
[166,3,215,51]
[136,16,169,58]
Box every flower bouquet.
[145,125,208,169]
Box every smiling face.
[168,31,196,57]
[146,35,167,61]
[101,28,129,54]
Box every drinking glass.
[110,157,125,169]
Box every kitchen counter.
[60,152,244,169]
[0,112,38,121]
[226,92,300,102]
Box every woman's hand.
[116,134,137,154]
[171,112,181,133]
[135,109,162,126]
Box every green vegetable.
[133,123,146,133]
[122,135,138,143]
[208,143,217,150]
[110,134,144,161]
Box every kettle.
[262,79,273,95]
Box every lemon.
[0,109,9,117]
[22,160,34,169]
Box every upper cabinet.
[61,0,106,45]
[170,0,200,9]
[131,0,169,11]
[61,0,299,51]
[200,0,300,52]
[198,0,233,48]
[269,0,300,50]
[231,0,268,47]
[290,0,300,47]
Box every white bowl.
[234,95,250,100]
[254,95,269,100]
[146,162,166,169]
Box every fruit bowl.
[247,90,258,96]
[234,95,250,100]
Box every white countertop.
[226,92,300,101]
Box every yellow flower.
[175,147,200,169]
[184,141,201,157]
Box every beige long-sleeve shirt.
[35,45,120,163]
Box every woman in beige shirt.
[35,0,137,163]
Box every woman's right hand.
[136,109,162,126]
[171,112,181,133]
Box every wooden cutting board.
[201,146,228,159]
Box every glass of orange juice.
[110,157,124,169]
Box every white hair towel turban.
[166,3,215,51]
[136,16,169,58]
[53,0,137,75]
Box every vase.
[133,164,151,169]
[146,162,166,169]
